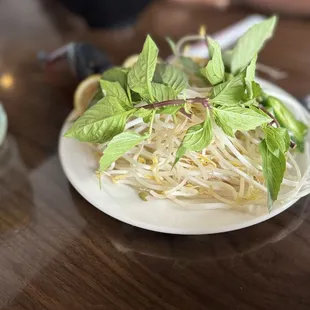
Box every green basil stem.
[148,111,156,135]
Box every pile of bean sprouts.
[96,87,310,213]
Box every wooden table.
[1,0,310,309]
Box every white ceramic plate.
[59,79,310,234]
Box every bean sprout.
[100,106,310,214]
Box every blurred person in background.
[174,0,310,16]
[59,0,310,31]
[53,0,309,76]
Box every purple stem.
[143,97,210,110]
[201,98,210,108]
[180,108,192,119]
[259,105,280,127]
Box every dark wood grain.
[1,0,310,309]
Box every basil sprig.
[65,17,308,210]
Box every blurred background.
[0,0,309,166]
[0,0,309,169]
[1,0,310,94]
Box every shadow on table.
[70,185,310,262]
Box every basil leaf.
[101,67,135,104]
[99,131,148,171]
[134,108,155,122]
[245,54,257,99]
[179,56,201,74]
[175,110,213,165]
[131,91,142,103]
[231,16,277,74]
[200,37,224,85]
[263,126,290,157]
[252,81,263,99]
[213,105,271,134]
[179,56,208,87]
[242,99,257,107]
[266,96,308,151]
[102,67,128,90]
[128,35,158,101]
[210,72,245,106]
[153,63,188,94]
[216,100,261,136]
[151,83,177,102]
[259,139,286,211]
[249,105,270,116]
[65,97,135,143]
[222,49,233,70]
[224,73,234,82]
[173,146,187,167]
[100,80,132,109]
[134,108,153,119]
[182,116,213,151]
[88,90,103,109]
[214,116,235,137]
[158,105,183,115]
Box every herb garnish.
[65,16,308,210]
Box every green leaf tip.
[231,16,278,74]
